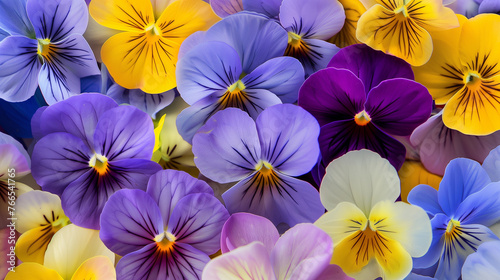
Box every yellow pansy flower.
[413,14,500,135]
[328,0,366,48]
[89,0,219,93]
[356,0,459,66]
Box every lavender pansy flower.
[0,0,100,104]
[299,44,433,170]
[192,104,324,228]
[100,169,229,280]
[408,158,500,279]
[203,212,353,280]
[445,0,500,17]
[176,12,304,143]
[31,93,161,229]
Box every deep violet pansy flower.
[176,12,304,143]
[299,44,433,170]
[192,104,324,228]
[100,169,229,280]
[31,93,162,229]
[0,0,99,104]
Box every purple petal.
[365,79,432,136]
[176,41,241,105]
[31,107,47,141]
[178,31,206,60]
[192,108,261,183]
[454,182,500,226]
[210,0,243,17]
[0,132,30,175]
[116,242,210,280]
[222,172,324,227]
[318,120,407,170]
[256,104,320,176]
[0,0,34,36]
[483,145,500,182]
[279,0,345,40]
[271,224,332,280]
[242,56,304,104]
[327,44,414,93]
[447,0,479,17]
[205,13,288,73]
[220,212,279,254]
[99,189,162,256]
[31,132,92,196]
[407,185,443,216]
[37,93,118,146]
[410,112,500,176]
[168,193,229,254]
[27,0,88,42]
[240,88,283,118]
[315,265,354,280]
[0,28,8,41]
[94,105,155,161]
[0,36,40,102]
[298,68,365,126]
[61,158,162,229]
[479,0,500,13]
[242,0,282,18]
[146,169,214,227]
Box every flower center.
[145,23,162,37]
[354,110,371,126]
[37,38,51,57]
[52,215,71,230]
[394,5,409,18]
[446,219,461,234]
[154,231,176,251]
[464,71,482,90]
[227,80,246,93]
[287,32,303,46]
[89,154,109,176]
[255,160,273,175]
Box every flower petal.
[320,149,400,214]
[0,0,34,37]
[462,240,500,280]
[242,0,282,18]
[99,189,163,256]
[398,161,442,203]
[5,263,63,280]
[315,264,354,280]
[454,182,500,226]
[285,38,340,76]
[0,133,30,177]
[210,0,243,17]
[483,145,500,182]
[89,0,154,32]
[407,184,443,216]
[256,104,320,176]
[220,212,279,254]
[0,36,41,102]
[271,224,333,280]
[202,242,276,280]
[328,0,366,48]
[192,108,261,183]
[71,256,116,280]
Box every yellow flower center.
[394,5,409,18]
[255,160,273,175]
[287,32,303,46]
[154,231,176,252]
[446,219,461,234]
[227,80,246,93]
[37,38,51,58]
[464,71,482,90]
[354,110,371,126]
[145,23,162,37]
[52,215,71,231]
[89,154,109,176]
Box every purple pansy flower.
[192,104,324,228]
[100,169,229,280]
[203,213,353,280]
[0,0,99,104]
[299,44,433,170]
[176,12,304,143]
[31,93,161,229]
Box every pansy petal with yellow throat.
[89,0,154,32]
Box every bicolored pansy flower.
[0,0,100,104]
[408,157,500,279]
[412,14,500,135]
[398,160,442,203]
[6,224,115,280]
[89,0,219,93]
[31,93,162,229]
[15,190,70,264]
[315,150,432,280]
[462,240,500,280]
[100,169,229,280]
[446,0,500,18]
[176,12,304,143]
[152,97,199,177]
[327,0,366,48]
[299,44,433,170]
[410,111,500,176]
[356,0,459,66]
[192,104,324,228]
[203,212,353,280]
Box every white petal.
[15,190,64,233]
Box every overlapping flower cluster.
[1,0,500,279]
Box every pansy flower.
[356,0,458,66]
[299,44,433,170]
[412,14,500,135]
[192,104,324,228]
[6,224,115,280]
[100,169,229,280]
[315,150,432,280]
[31,93,162,229]
[89,0,219,93]
[462,241,500,279]
[203,212,353,280]
[408,157,500,279]
[328,0,366,48]
[0,0,100,104]
[176,12,304,143]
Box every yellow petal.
[406,0,459,31]
[101,31,179,93]
[156,0,220,40]
[328,0,366,48]
[356,4,433,66]
[5,263,63,280]
[89,0,154,32]
[153,114,166,152]
[398,161,442,202]
[71,256,116,280]
[15,226,56,264]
